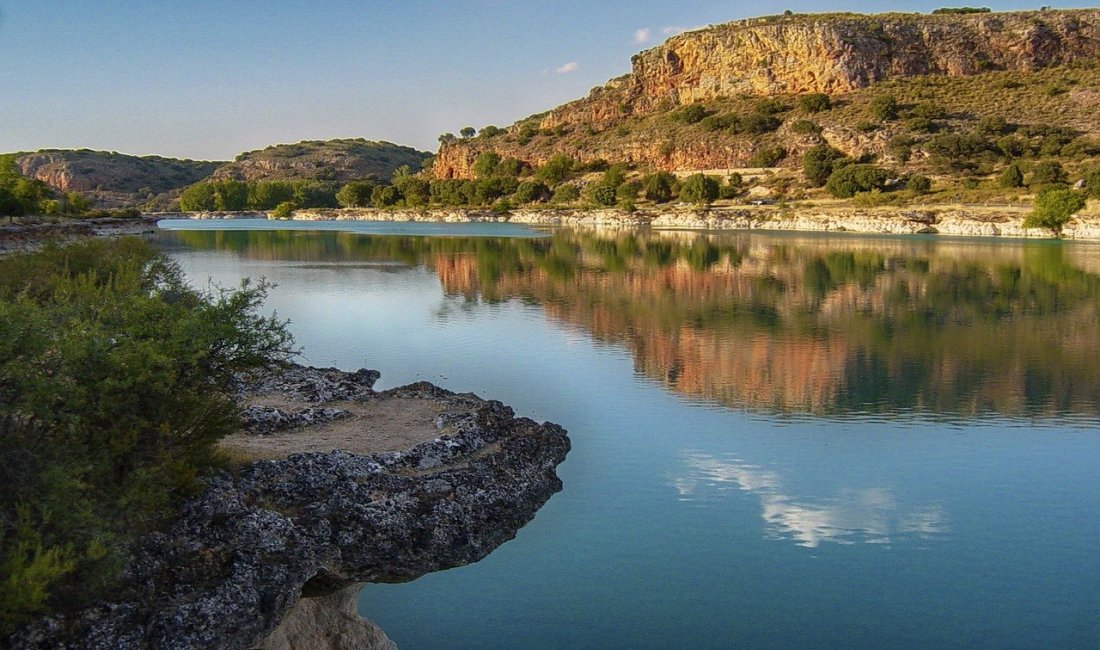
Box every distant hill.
[210,139,432,183]
[15,149,221,195]
[433,9,1100,179]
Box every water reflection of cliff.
[166,228,1100,418]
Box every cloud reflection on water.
[674,453,948,548]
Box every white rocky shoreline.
[172,205,1100,240]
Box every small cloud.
[555,61,579,75]
[634,28,652,44]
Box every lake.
[159,220,1100,649]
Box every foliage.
[643,172,677,203]
[480,125,503,138]
[748,146,786,168]
[1023,189,1086,234]
[799,93,832,113]
[371,185,402,208]
[673,104,710,124]
[998,163,1025,188]
[514,181,551,204]
[1086,168,1100,199]
[906,175,932,193]
[535,155,576,185]
[551,184,581,204]
[869,95,899,121]
[790,119,822,134]
[825,164,890,198]
[803,146,846,187]
[679,174,720,206]
[0,239,294,633]
[473,152,502,179]
[932,7,991,14]
[336,181,376,208]
[460,127,476,138]
[180,180,337,212]
[271,201,296,219]
[585,184,618,207]
[1030,160,1067,186]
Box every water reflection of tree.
[167,228,1100,418]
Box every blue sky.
[1,1,1093,160]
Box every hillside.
[210,139,432,183]
[433,9,1100,181]
[14,149,221,204]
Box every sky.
[1,1,1094,160]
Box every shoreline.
[169,204,1100,241]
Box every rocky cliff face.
[433,9,1100,179]
[14,150,220,194]
[10,365,570,650]
[542,10,1100,129]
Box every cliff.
[433,9,1100,178]
[210,139,431,184]
[9,365,570,649]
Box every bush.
[371,185,402,208]
[869,95,899,121]
[585,183,618,207]
[754,99,788,116]
[790,119,822,135]
[473,152,502,179]
[910,102,947,120]
[480,125,503,138]
[999,162,1025,188]
[643,172,677,203]
[0,240,293,633]
[679,174,720,206]
[735,113,782,135]
[906,117,936,134]
[1086,168,1100,199]
[535,155,576,185]
[748,146,786,168]
[799,93,832,113]
[803,145,846,187]
[1030,160,1068,186]
[616,181,641,202]
[673,104,710,124]
[336,181,375,208]
[514,181,551,204]
[1024,189,1086,234]
[825,164,890,198]
[271,201,296,219]
[551,184,581,204]
[906,175,932,193]
[700,114,737,132]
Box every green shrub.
[1086,168,1100,199]
[551,184,581,204]
[906,117,936,133]
[735,113,782,135]
[700,114,737,132]
[271,201,296,219]
[336,181,376,208]
[679,174,720,206]
[1024,188,1086,234]
[869,95,899,121]
[586,184,618,207]
[803,145,846,186]
[0,239,293,633]
[1030,160,1068,186]
[643,172,677,203]
[790,119,822,135]
[473,152,502,179]
[371,185,402,208]
[906,175,932,193]
[748,146,786,168]
[799,93,832,113]
[514,181,550,204]
[754,99,788,116]
[535,155,576,185]
[673,104,710,124]
[825,164,890,198]
[910,102,947,120]
[999,162,1025,188]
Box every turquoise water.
[160,223,1100,649]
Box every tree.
[999,163,1025,188]
[586,183,618,207]
[602,164,628,189]
[473,152,502,179]
[674,104,709,124]
[271,201,296,219]
[825,164,890,198]
[1030,160,1068,186]
[551,184,581,204]
[248,181,295,210]
[803,146,845,186]
[535,155,575,185]
[1024,188,1086,235]
[63,192,92,215]
[371,185,402,208]
[906,175,932,194]
[515,181,550,204]
[336,181,375,208]
[679,174,720,206]
[799,93,832,113]
[1086,168,1100,199]
[0,188,25,221]
[438,133,457,144]
[178,183,216,211]
[643,172,677,203]
[869,95,899,121]
[480,125,503,138]
[394,176,431,207]
[460,126,477,139]
[213,180,248,211]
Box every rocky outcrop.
[0,215,163,255]
[256,584,396,650]
[280,206,1100,240]
[14,150,220,194]
[10,365,570,649]
[210,139,431,184]
[543,10,1100,129]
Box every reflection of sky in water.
[675,453,948,547]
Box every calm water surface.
[159,220,1100,649]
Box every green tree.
[1023,188,1086,235]
[1030,160,1068,186]
[999,162,1025,188]
[213,180,248,211]
[248,182,296,210]
[906,175,932,194]
[514,181,550,204]
[480,125,503,138]
[535,155,576,185]
[799,93,832,113]
[394,176,430,207]
[1086,168,1100,199]
[825,164,890,198]
[271,201,296,219]
[178,183,216,211]
[551,184,580,204]
[460,126,477,138]
[803,146,845,186]
[371,185,402,208]
[473,152,502,179]
[674,104,709,124]
[0,188,25,220]
[869,95,899,121]
[601,164,628,189]
[679,174,720,206]
[643,172,677,203]
[585,184,618,207]
[335,181,375,208]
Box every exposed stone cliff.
[433,9,1100,178]
[9,365,570,649]
[211,139,431,184]
[14,150,220,194]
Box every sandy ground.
[219,390,477,460]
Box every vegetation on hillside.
[0,239,294,634]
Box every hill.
[432,9,1100,184]
[210,139,432,184]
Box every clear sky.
[1,1,1093,160]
